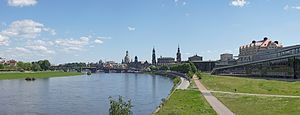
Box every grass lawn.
[188,78,198,90]
[214,93,300,115]
[156,89,216,115]
[0,71,82,80]
[201,73,300,96]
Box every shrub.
[170,63,192,73]
[109,96,133,115]
[195,71,202,79]
[187,71,194,78]
[159,65,170,71]
[189,62,197,73]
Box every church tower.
[152,47,156,65]
[176,45,181,63]
[124,51,130,64]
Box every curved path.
[210,91,300,98]
[176,77,190,89]
[193,75,235,115]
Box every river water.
[0,73,173,115]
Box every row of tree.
[150,62,197,73]
[16,60,51,71]
[0,64,4,69]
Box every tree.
[32,62,42,71]
[149,65,158,71]
[159,65,169,70]
[109,96,133,115]
[38,60,51,70]
[170,63,192,73]
[189,62,198,73]
[17,61,25,70]
[23,62,32,71]
[0,64,4,69]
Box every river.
[0,73,173,115]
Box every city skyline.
[1,0,300,64]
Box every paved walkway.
[176,77,190,89]
[211,91,300,98]
[193,75,235,115]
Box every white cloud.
[284,5,300,10]
[174,0,187,6]
[128,26,136,31]
[284,5,289,10]
[97,36,112,40]
[8,0,37,7]
[231,0,248,7]
[15,47,30,53]
[43,28,56,35]
[94,39,103,44]
[26,45,55,54]
[55,36,90,51]
[0,34,9,46]
[55,37,89,47]
[1,19,54,39]
[292,6,300,10]
[28,40,54,46]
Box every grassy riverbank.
[200,73,300,115]
[156,90,216,115]
[201,73,300,96]
[214,93,300,115]
[0,71,82,80]
[154,71,216,114]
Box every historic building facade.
[215,53,237,67]
[213,40,300,79]
[238,37,283,63]
[157,57,175,65]
[188,54,203,62]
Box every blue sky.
[1,0,300,64]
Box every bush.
[189,62,197,73]
[187,71,194,78]
[0,64,4,69]
[109,96,133,115]
[159,65,170,71]
[173,77,181,85]
[170,63,192,73]
[149,65,158,71]
[195,71,202,79]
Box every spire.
[176,45,181,63]
[124,50,130,64]
[152,46,156,65]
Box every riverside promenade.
[193,75,235,115]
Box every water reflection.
[0,73,173,115]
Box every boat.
[25,77,36,81]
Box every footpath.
[193,75,235,115]
[152,73,190,114]
[176,77,190,89]
[210,90,300,98]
